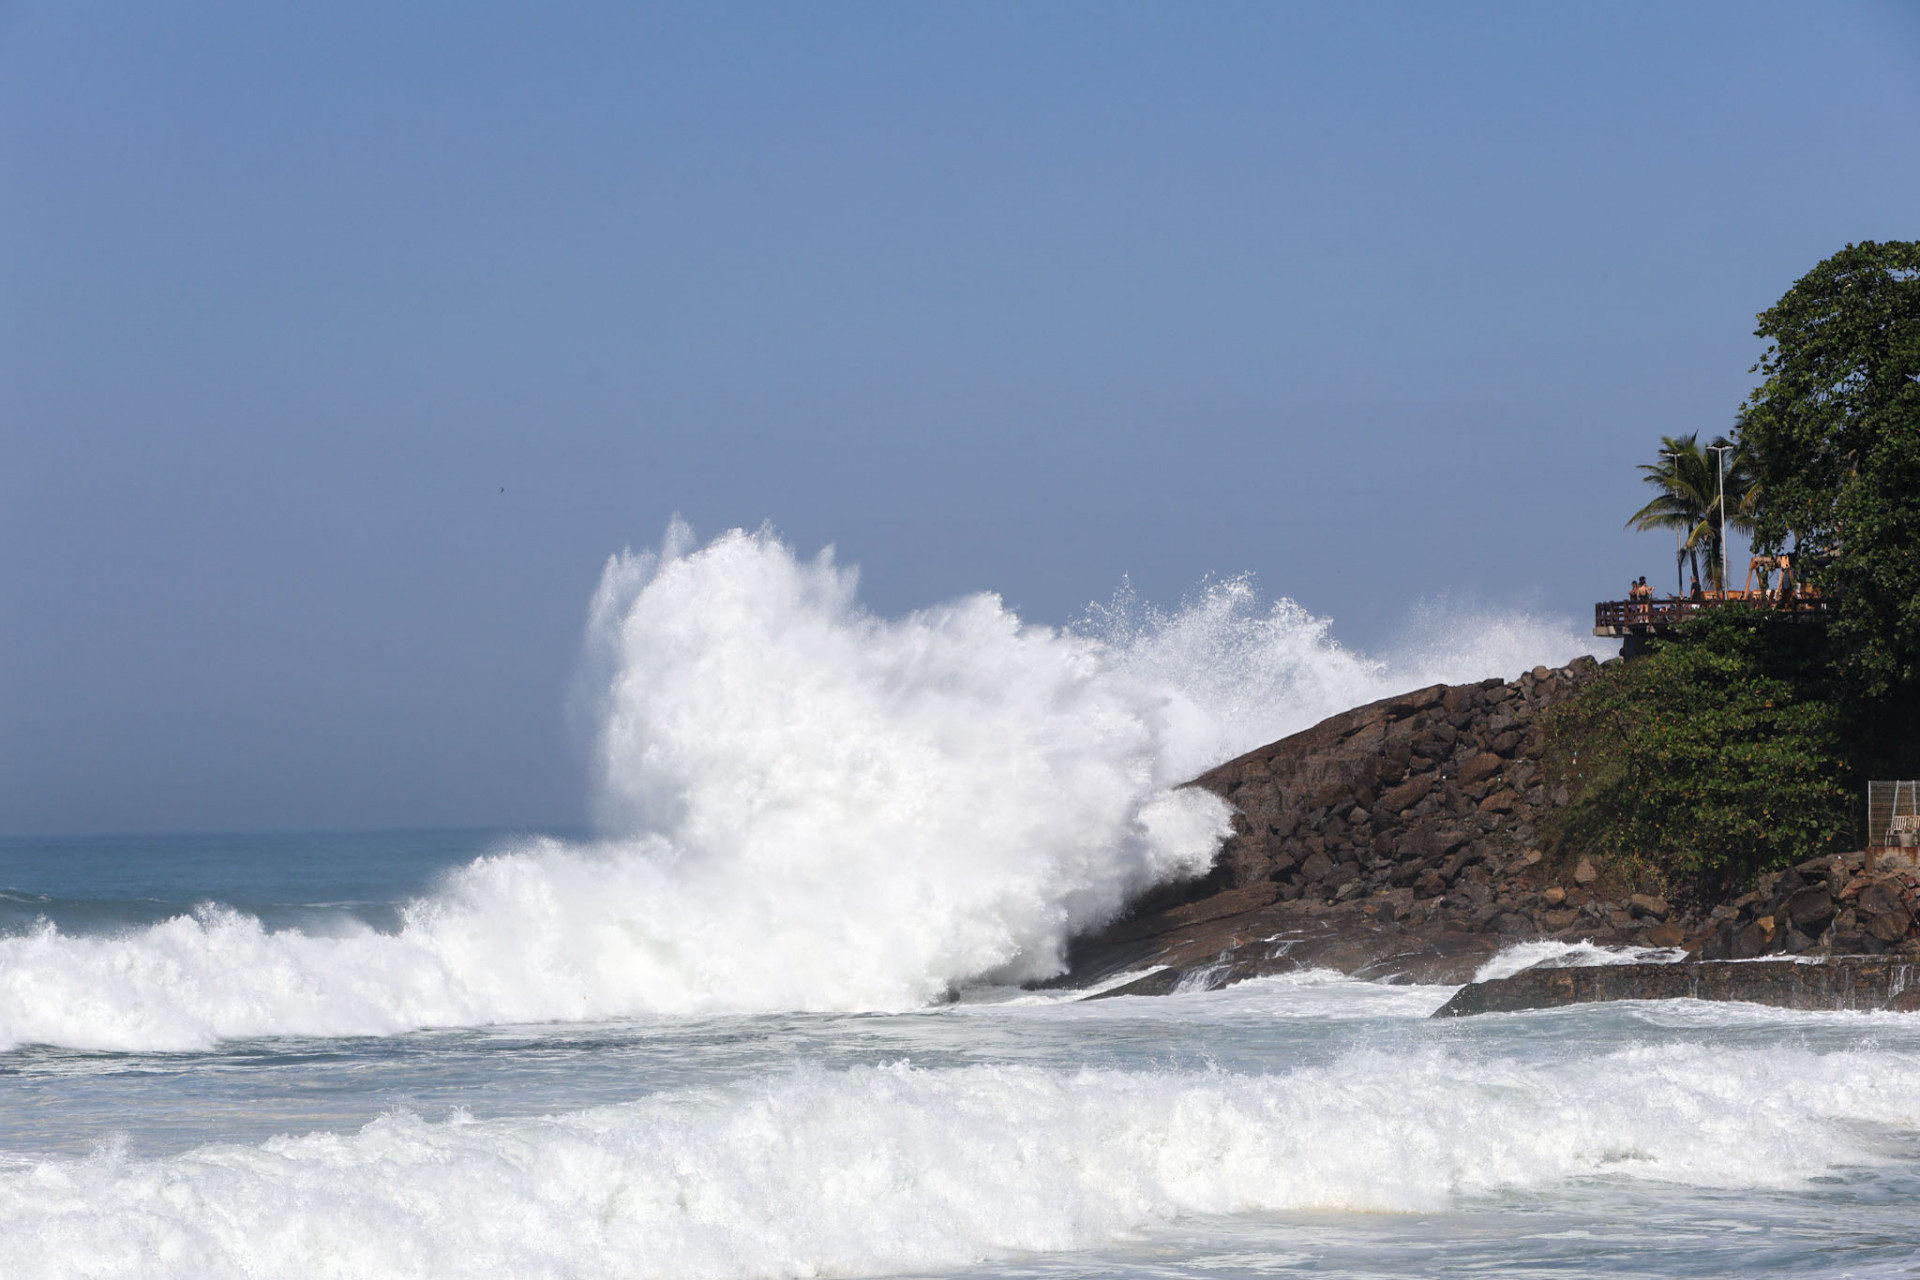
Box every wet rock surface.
[1433,957,1920,1017]
[1047,658,1920,1001]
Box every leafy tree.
[1564,243,1920,901]
[1740,240,1920,696]
[1544,608,1851,900]
[1628,433,1754,592]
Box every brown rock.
[1379,776,1432,814]
[1309,781,1350,809]
[1628,893,1670,921]
[1866,911,1911,944]
[1793,855,1837,881]
[1441,847,1477,882]
[1479,789,1519,814]
[1857,880,1905,917]
[1731,916,1776,959]
[1644,922,1684,948]
[1782,886,1835,930]
[1573,858,1598,886]
[1542,886,1567,906]
[1457,752,1504,787]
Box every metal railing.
[1869,782,1920,851]
[1595,594,1833,631]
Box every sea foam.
[0,524,1606,1049]
[0,1044,1909,1279]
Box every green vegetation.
[1545,610,1851,900]
[1549,242,1920,899]
[1742,240,1920,700]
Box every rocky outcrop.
[1051,657,1705,992]
[1183,658,1607,934]
[1050,658,1920,1001]
[1693,850,1920,959]
[1433,957,1920,1017]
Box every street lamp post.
[1709,444,1733,597]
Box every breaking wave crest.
[0,1045,1909,1279]
[0,524,1606,1049]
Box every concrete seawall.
[1432,957,1920,1017]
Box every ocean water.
[4,525,1916,1277]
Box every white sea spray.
[0,524,1605,1050]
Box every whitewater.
[4,523,1918,1278]
[0,523,1598,1051]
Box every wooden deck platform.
[1595,594,1832,644]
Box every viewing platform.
[1595,592,1832,655]
[1598,555,1833,654]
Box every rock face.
[1050,659,1920,1000]
[1433,957,1920,1017]
[1185,659,1600,929]
[1036,660,1920,1013]
[1693,850,1920,960]
[1051,657,1704,993]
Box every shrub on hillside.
[1543,608,1851,902]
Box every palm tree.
[1629,434,1714,594]
[1628,433,1756,593]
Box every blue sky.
[3,2,1917,834]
